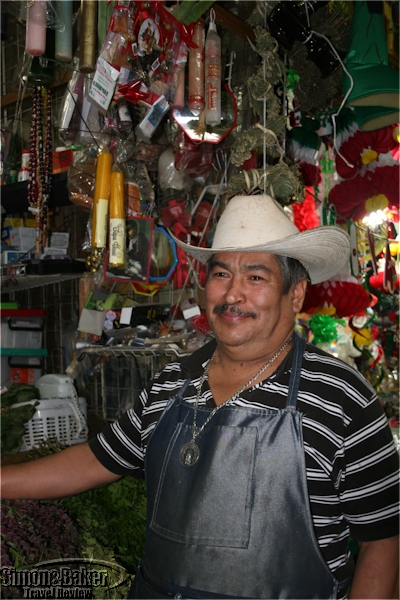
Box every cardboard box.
[3,218,24,229]
[10,227,36,252]
[52,149,73,174]
[49,232,70,248]
[1,226,13,245]
[1,251,27,265]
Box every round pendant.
[179,442,200,467]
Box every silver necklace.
[179,336,292,467]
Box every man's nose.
[224,276,245,304]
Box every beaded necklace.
[28,86,52,252]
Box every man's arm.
[1,442,121,500]
[349,536,399,599]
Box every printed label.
[109,218,125,266]
[94,198,109,248]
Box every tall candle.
[25,0,47,57]
[188,19,205,116]
[205,18,221,126]
[109,169,126,267]
[79,0,97,73]
[55,0,72,63]
[171,66,185,110]
[92,149,112,248]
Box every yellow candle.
[109,169,126,267]
[92,149,112,248]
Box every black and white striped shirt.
[89,339,399,582]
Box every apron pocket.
[150,422,257,548]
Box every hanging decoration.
[248,0,351,113]
[230,26,286,168]
[292,188,320,232]
[227,161,304,205]
[328,109,400,222]
[287,122,323,187]
[302,273,372,318]
[342,0,399,131]
[27,86,52,253]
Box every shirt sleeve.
[89,393,146,477]
[340,394,399,541]
[88,359,186,477]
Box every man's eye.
[212,271,228,278]
[251,275,263,281]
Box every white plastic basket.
[13,397,88,452]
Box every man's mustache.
[213,304,257,319]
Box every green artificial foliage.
[308,314,346,345]
[172,0,216,25]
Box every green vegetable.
[61,476,147,574]
[1,384,40,408]
[0,396,39,454]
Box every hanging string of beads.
[27,86,52,253]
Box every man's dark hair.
[274,255,310,294]
[206,254,309,294]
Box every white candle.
[26,0,47,57]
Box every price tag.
[89,58,120,111]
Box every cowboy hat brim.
[170,226,350,285]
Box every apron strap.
[156,378,192,428]
[285,332,304,410]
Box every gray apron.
[130,334,351,599]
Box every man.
[2,195,399,599]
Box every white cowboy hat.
[170,195,350,284]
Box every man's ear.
[291,278,308,314]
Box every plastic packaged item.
[158,147,190,191]
[18,152,30,182]
[117,99,133,134]
[125,179,141,217]
[172,130,214,179]
[188,19,205,116]
[98,1,136,69]
[130,1,190,101]
[67,146,96,211]
[58,60,85,144]
[21,149,30,169]
[205,12,221,126]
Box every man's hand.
[349,536,399,599]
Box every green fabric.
[343,0,399,108]
[289,127,321,150]
[355,105,400,132]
